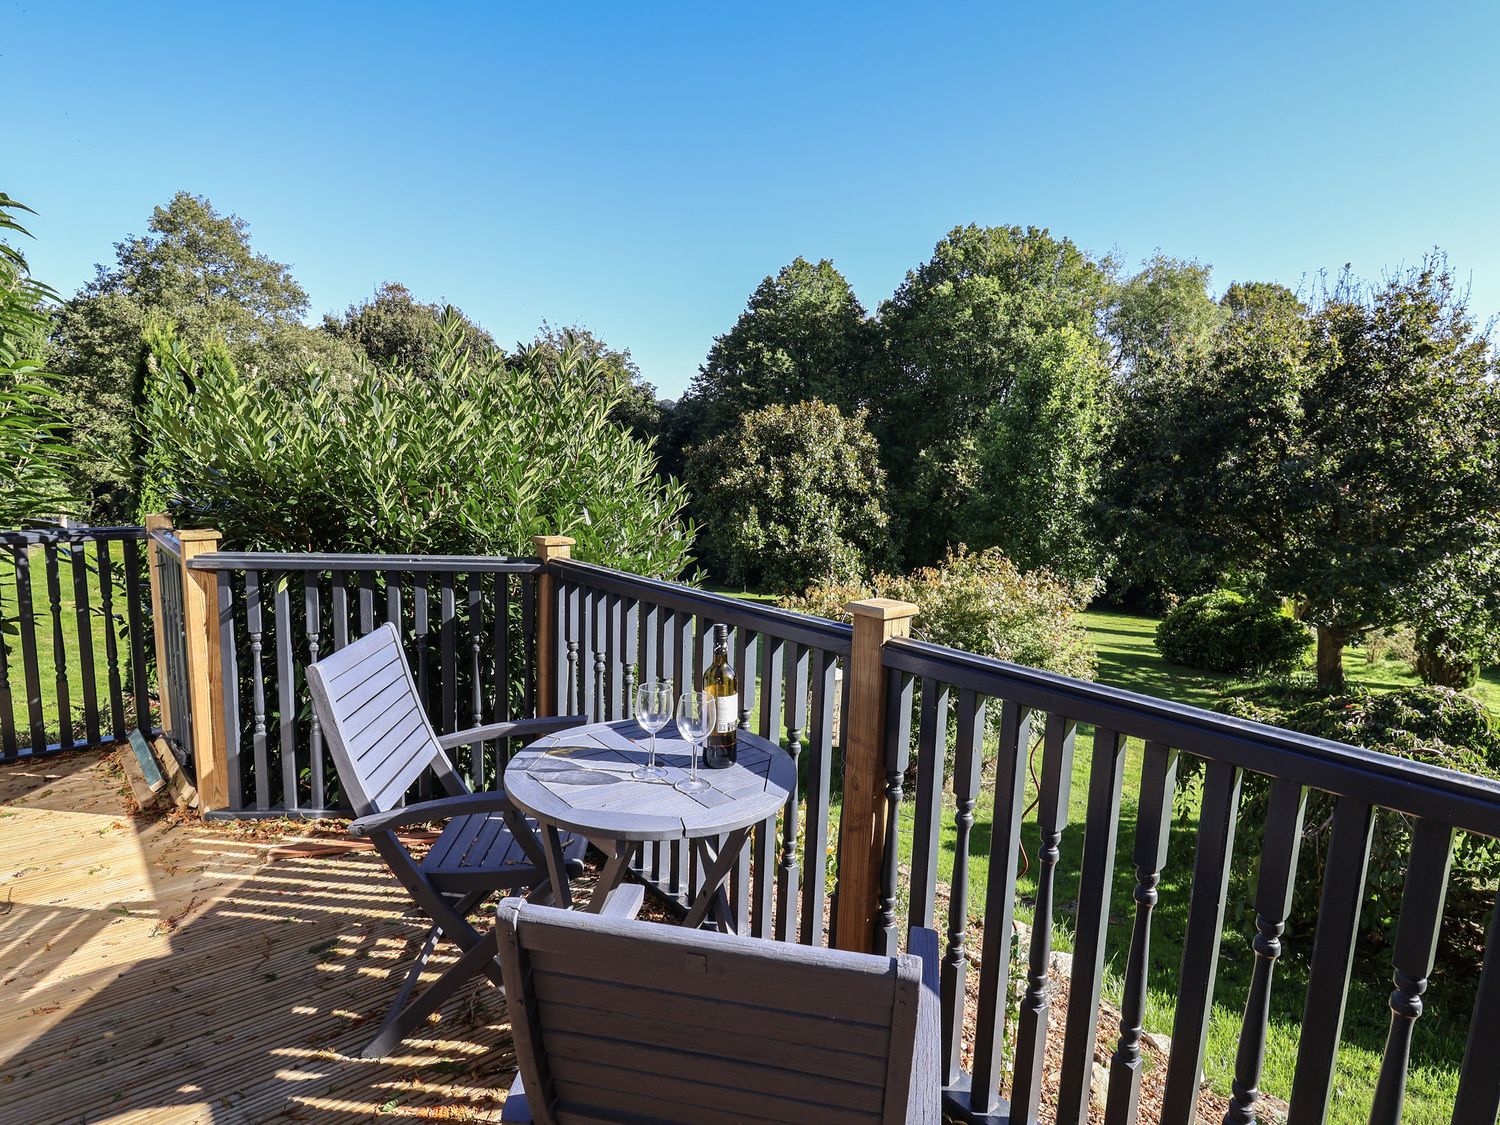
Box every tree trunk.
[1315,626,1347,693]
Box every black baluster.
[908,677,950,930]
[1287,799,1376,1125]
[274,575,298,809]
[305,574,323,810]
[1223,778,1307,1125]
[943,690,987,1086]
[440,573,457,734]
[1105,742,1180,1125]
[1057,727,1127,1125]
[1453,886,1500,1125]
[1161,759,1244,1125]
[357,570,375,636]
[0,551,16,758]
[875,667,914,957]
[121,541,148,736]
[245,570,270,810]
[777,643,809,942]
[468,575,484,785]
[800,648,837,947]
[564,582,580,716]
[1368,819,1454,1125]
[1012,714,1076,1120]
[970,699,1032,1113]
[44,543,71,749]
[216,571,242,809]
[95,540,125,740]
[70,540,100,745]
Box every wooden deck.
[0,749,519,1124]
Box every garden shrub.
[139,313,694,577]
[685,400,890,593]
[1156,589,1309,674]
[1219,685,1500,970]
[784,545,1096,681]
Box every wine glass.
[632,681,673,780]
[674,691,714,794]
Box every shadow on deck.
[0,749,517,1124]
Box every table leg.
[540,824,573,911]
[682,827,751,931]
[585,839,634,913]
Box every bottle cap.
[714,622,729,642]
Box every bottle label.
[714,693,739,733]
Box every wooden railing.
[879,636,1500,1125]
[0,524,153,757]
[18,523,1497,1123]
[186,549,541,817]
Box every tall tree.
[50,192,358,515]
[684,257,872,437]
[1103,258,1500,690]
[323,281,496,375]
[1108,255,1224,372]
[959,325,1110,585]
[874,224,1115,564]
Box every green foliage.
[0,192,75,524]
[1156,589,1310,674]
[874,224,1115,565]
[523,322,666,445]
[1108,254,1225,371]
[1103,258,1500,690]
[785,545,1097,681]
[686,400,888,592]
[1402,538,1500,689]
[959,325,1110,585]
[50,192,363,516]
[140,313,694,576]
[322,281,497,376]
[684,257,872,439]
[1221,686,1500,966]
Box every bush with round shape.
[685,400,890,594]
[1156,589,1310,674]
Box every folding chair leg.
[361,935,504,1058]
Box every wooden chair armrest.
[599,883,646,920]
[437,715,587,751]
[906,926,942,1124]
[348,790,517,837]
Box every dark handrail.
[0,526,147,547]
[884,634,1500,838]
[553,558,853,654]
[190,551,542,574]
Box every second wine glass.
[674,690,714,794]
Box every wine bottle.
[703,623,738,767]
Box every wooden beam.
[532,535,574,718]
[178,529,227,811]
[832,597,917,953]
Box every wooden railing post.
[143,513,174,734]
[833,597,918,953]
[532,535,574,717]
[178,529,228,811]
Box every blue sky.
[8,1,1499,396]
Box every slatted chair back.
[307,622,466,817]
[495,899,927,1125]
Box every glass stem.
[649,730,657,770]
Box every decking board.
[0,750,517,1124]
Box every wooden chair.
[493,898,942,1124]
[306,621,588,1058]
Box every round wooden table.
[503,719,795,929]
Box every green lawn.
[0,544,141,748]
[888,609,1499,1123]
